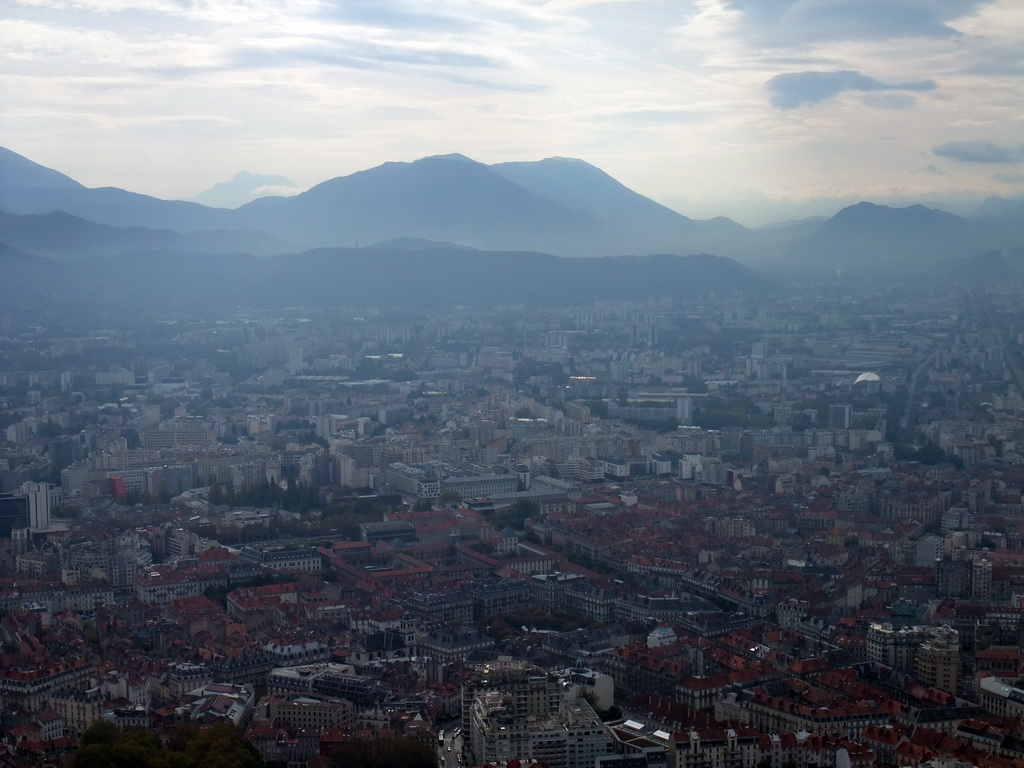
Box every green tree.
[73,721,263,768]
[80,719,119,747]
[82,620,101,650]
[167,724,201,753]
[74,743,119,768]
[489,498,538,532]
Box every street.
[438,727,465,768]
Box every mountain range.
[0,148,759,259]
[0,245,765,317]
[1,144,1024,313]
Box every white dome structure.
[853,372,881,385]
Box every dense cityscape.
[5,0,1023,765]
[3,276,1024,768]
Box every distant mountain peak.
[498,156,602,172]
[827,200,962,225]
[538,156,593,166]
[228,170,290,184]
[364,236,477,251]
[188,171,299,209]
[416,153,479,164]
[786,199,978,275]
[489,156,705,235]
[973,196,1024,218]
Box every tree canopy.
[74,721,263,768]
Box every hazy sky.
[3,0,1023,225]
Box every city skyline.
[3,0,1023,225]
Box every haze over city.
[4,0,1024,224]
[9,3,1024,768]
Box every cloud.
[441,75,548,92]
[587,105,711,125]
[964,43,1024,76]
[229,38,506,74]
[4,0,1022,216]
[313,0,474,32]
[722,0,995,44]
[765,70,936,108]
[993,171,1024,184]
[860,92,919,109]
[933,140,1024,163]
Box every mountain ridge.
[0,146,751,259]
[0,245,772,318]
[0,210,286,260]
[1,146,1023,272]
[0,146,83,189]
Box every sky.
[2,0,1023,226]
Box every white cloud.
[765,70,936,109]
[1,0,1022,221]
[934,140,1024,163]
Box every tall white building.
[465,662,614,768]
[20,481,61,530]
[866,623,927,673]
[287,347,305,375]
[867,623,961,693]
